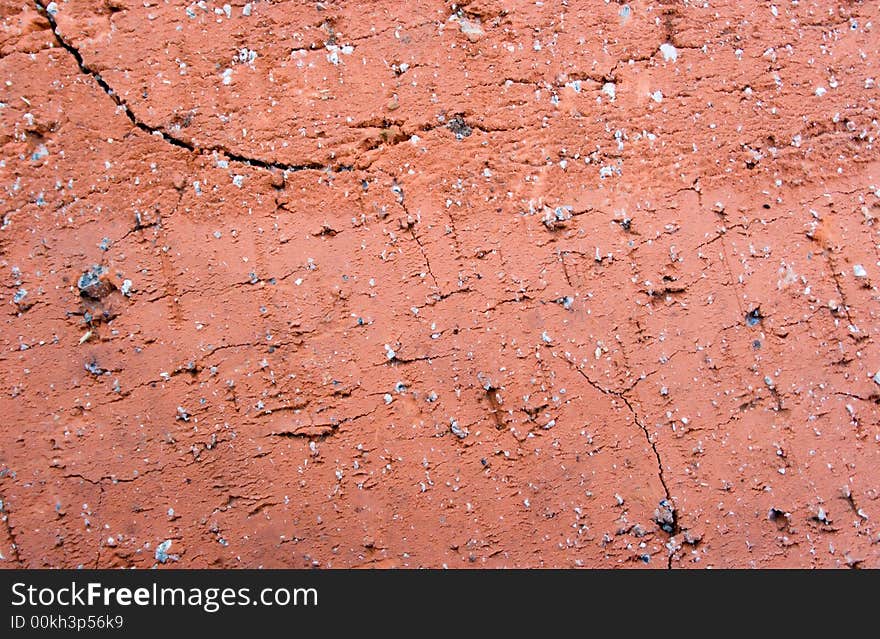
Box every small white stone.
[602,82,616,101]
[853,264,867,278]
[659,43,678,62]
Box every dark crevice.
[618,397,673,503]
[34,1,351,174]
[409,227,441,291]
[572,367,677,566]
[619,395,677,569]
[268,429,335,439]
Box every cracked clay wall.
[0,0,879,568]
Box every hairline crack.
[34,0,351,174]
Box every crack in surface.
[34,0,351,174]
[572,366,676,566]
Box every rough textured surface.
[1,0,879,568]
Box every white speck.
[815,86,827,97]
[384,344,396,360]
[242,3,252,16]
[237,48,257,65]
[46,2,58,15]
[650,90,663,103]
[232,175,245,188]
[853,264,867,278]
[120,279,132,296]
[872,371,880,386]
[155,539,174,563]
[31,144,49,161]
[602,82,616,101]
[458,17,484,39]
[384,393,393,404]
[770,5,778,17]
[659,43,678,62]
[325,44,354,66]
[541,331,552,344]
[294,278,303,286]
[221,68,233,85]
[449,418,467,439]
